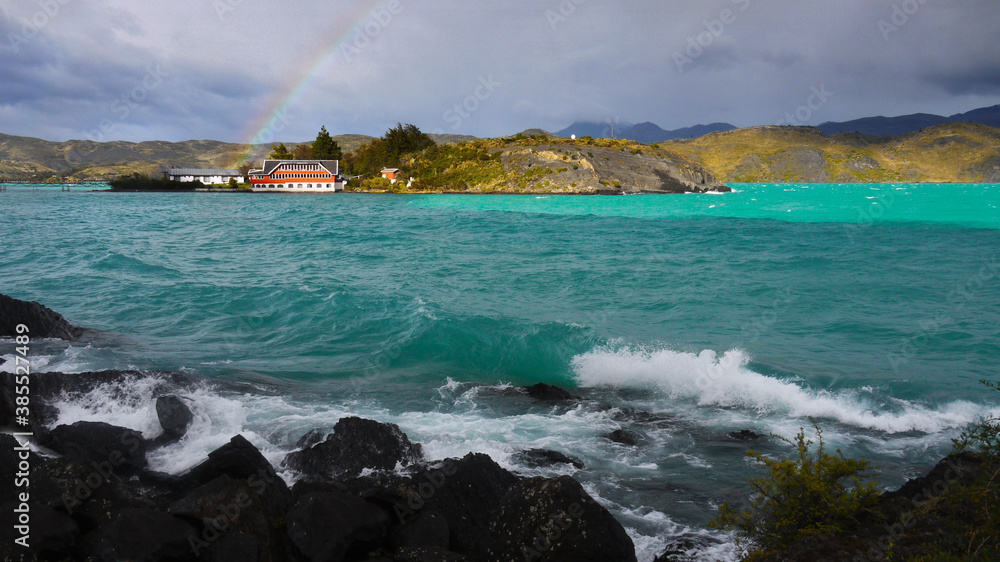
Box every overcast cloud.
[2,0,999,143]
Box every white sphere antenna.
[571,134,576,140]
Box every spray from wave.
[571,346,984,434]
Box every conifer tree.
[311,126,343,161]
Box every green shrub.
[711,424,880,559]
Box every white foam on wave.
[571,346,985,434]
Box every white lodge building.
[165,168,244,185]
[249,160,344,193]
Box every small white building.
[164,169,245,185]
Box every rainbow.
[235,0,395,165]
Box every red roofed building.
[249,160,344,193]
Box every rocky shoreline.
[2,294,995,561]
[1,368,643,562]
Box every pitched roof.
[168,169,242,176]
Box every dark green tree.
[268,143,294,160]
[311,126,343,161]
[342,123,434,177]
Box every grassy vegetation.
[714,382,1000,561]
[711,424,881,560]
[662,123,1000,183]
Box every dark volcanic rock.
[295,428,327,448]
[606,429,642,446]
[40,421,148,475]
[155,395,193,443]
[0,293,85,340]
[286,491,389,562]
[0,501,79,559]
[285,416,423,481]
[523,383,576,401]
[179,435,288,503]
[404,453,520,557]
[391,509,450,551]
[80,507,198,562]
[728,430,762,441]
[514,448,586,470]
[169,474,293,562]
[483,475,637,562]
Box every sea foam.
[571,346,984,434]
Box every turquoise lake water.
[2,183,999,560]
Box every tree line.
[262,123,435,178]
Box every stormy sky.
[2,0,999,143]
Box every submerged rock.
[514,448,586,470]
[0,293,85,340]
[483,475,637,562]
[523,383,576,401]
[606,429,642,446]
[285,416,423,481]
[728,429,763,441]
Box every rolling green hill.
[661,122,1000,183]
[0,133,475,182]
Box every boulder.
[403,453,520,557]
[523,383,576,401]
[0,293,84,340]
[606,429,642,446]
[483,476,637,562]
[285,417,423,481]
[179,434,286,499]
[390,509,450,551]
[40,421,148,475]
[169,474,293,562]
[286,491,390,562]
[80,507,198,562]
[0,501,79,559]
[295,428,327,448]
[728,430,762,441]
[514,448,585,470]
[155,395,194,443]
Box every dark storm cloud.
[2,0,999,142]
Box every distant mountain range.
[556,104,1000,141]
[556,121,737,142]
